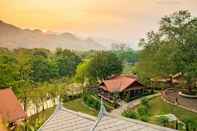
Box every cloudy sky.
[0,0,197,48]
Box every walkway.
[110,93,160,116]
[162,89,197,113]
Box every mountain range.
[0,20,105,50]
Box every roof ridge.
[110,115,177,131]
[38,101,96,131]
[90,98,107,131]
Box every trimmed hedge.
[122,111,138,119]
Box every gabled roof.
[38,102,95,131]
[101,75,142,93]
[39,100,176,131]
[0,88,26,122]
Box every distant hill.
[0,20,104,50]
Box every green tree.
[113,47,138,64]
[75,59,94,84]
[13,80,33,112]
[31,56,51,82]
[0,52,17,87]
[55,49,81,77]
[136,10,197,91]
[75,51,123,84]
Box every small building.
[0,88,26,126]
[99,75,147,102]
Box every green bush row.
[83,94,101,110]
[83,94,113,111]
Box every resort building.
[38,99,176,131]
[0,88,26,125]
[99,75,147,101]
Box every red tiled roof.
[0,88,26,122]
[101,76,140,93]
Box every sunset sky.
[0,0,197,46]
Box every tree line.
[134,10,197,92]
[0,47,138,94]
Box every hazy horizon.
[1,0,197,49]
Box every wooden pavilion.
[99,75,147,102]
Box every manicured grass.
[147,97,197,122]
[28,107,55,125]
[131,96,197,129]
[64,98,98,116]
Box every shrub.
[137,106,149,116]
[83,94,101,110]
[158,116,169,127]
[122,110,138,119]
[136,105,150,122]
[141,98,150,108]
[140,115,148,122]
[183,118,197,131]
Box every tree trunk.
[186,124,189,131]
[175,120,178,129]
[24,97,27,112]
[42,99,45,111]
[188,84,192,94]
[169,76,174,88]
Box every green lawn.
[147,97,197,123]
[129,96,197,130]
[64,98,98,116]
[28,107,55,124]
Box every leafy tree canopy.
[75,51,123,84]
[135,10,197,87]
